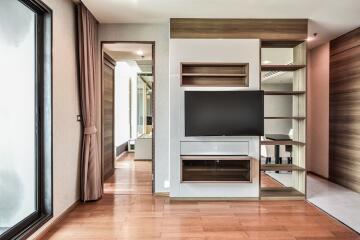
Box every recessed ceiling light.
[307,32,318,42]
[136,50,144,56]
[262,60,271,64]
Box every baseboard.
[308,171,328,180]
[31,200,79,240]
[115,142,128,157]
[170,197,259,201]
[154,192,169,197]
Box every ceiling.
[103,43,153,83]
[103,43,152,61]
[82,0,360,48]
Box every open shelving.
[261,140,305,146]
[260,40,307,200]
[260,187,305,200]
[260,164,305,172]
[182,73,247,77]
[261,64,306,71]
[261,40,304,48]
[264,117,306,120]
[181,63,249,87]
[264,91,305,96]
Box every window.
[0,0,52,239]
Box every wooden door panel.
[102,53,115,180]
[329,28,360,193]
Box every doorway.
[101,42,155,195]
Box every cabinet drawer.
[180,141,249,155]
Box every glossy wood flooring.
[261,172,284,188]
[41,154,359,240]
[42,195,359,240]
[104,152,152,195]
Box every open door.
[102,53,116,180]
[101,42,155,194]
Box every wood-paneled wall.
[170,18,308,40]
[329,27,360,193]
[102,53,116,180]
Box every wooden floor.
[41,154,360,240]
[261,172,285,188]
[104,152,152,195]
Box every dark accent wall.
[170,18,308,40]
[329,27,360,193]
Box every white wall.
[30,0,81,238]
[99,24,170,193]
[114,61,139,148]
[169,39,261,197]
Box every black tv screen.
[185,91,264,136]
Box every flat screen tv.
[185,91,264,136]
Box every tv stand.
[181,155,253,182]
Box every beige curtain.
[77,3,102,201]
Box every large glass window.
[0,0,52,239]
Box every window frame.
[0,0,53,239]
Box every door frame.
[100,41,156,193]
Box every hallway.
[104,152,152,195]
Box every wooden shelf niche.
[181,63,249,87]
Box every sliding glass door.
[0,0,52,239]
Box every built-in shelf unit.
[181,156,252,182]
[260,164,305,172]
[260,187,305,200]
[261,64,306,71]
[264,91,305,95]
[181,63,249,87]
[264,117,306,120]
[260,40,307,200]
[261,140,305,146]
